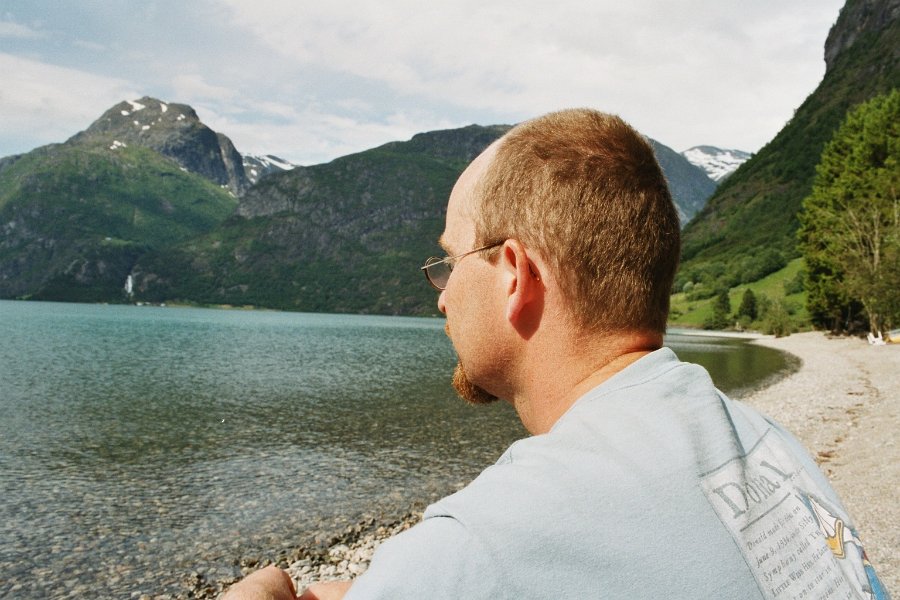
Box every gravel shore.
[205,332,898,598]
[188,510,424,599]
[741,332,899,596]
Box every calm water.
[0,301,795,598]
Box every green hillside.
[131,117,727,315]
[670,258,809,333]
[679,0,899,291]
[0,142,237,301]
[131,139,480,315]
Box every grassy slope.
[0,142,238,300]
[0,143,237,240]
[669,258,809,330]
[134,145,460,315]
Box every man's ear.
[499,239,544,330]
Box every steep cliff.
[824,0,900,71]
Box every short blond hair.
[474,109,680,335]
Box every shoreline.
[193,331,899,599]
[667,326,764,339]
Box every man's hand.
[298,580,353,600]
[221,565,297,600]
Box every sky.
[1,0,845,166]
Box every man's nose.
[437,289,447,314]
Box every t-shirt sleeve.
[343,514,498,599]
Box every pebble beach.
[742,332,899,596]
[197,332,898,599]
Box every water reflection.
[666,329,799,397]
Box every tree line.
[798,88,900,336]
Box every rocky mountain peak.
[825,0,900,72]
[69,96,249,195]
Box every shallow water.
[0,301,794,598]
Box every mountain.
[678,0,900,290]
[0,108,239,301]
[824,0,900,69]
[648,140,717,224]
[0,96,305,302]
[128,126,715,315]
[243,154,297,185]
[0,97,719,312]
[129,125,509,315]
[681,146,751,182]
[69,96,249,196]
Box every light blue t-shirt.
[346,348,889,599]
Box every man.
[225,109,888,599]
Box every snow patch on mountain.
[681,146,751,182]
[243,154,297,185]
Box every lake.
[0,300,796,598]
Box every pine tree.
[704,288,733,330]
[737,289,758,321]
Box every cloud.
[73,39,107,52]
[219,0,842,152]
[0,53,139,152]
[195,99,459,165]
[171,74,238,103]
[0,18,44,39]
[0,1,844,162]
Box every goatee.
[452,361,498,405]
[445,321,498,404]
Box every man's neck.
[510,333,661,435]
